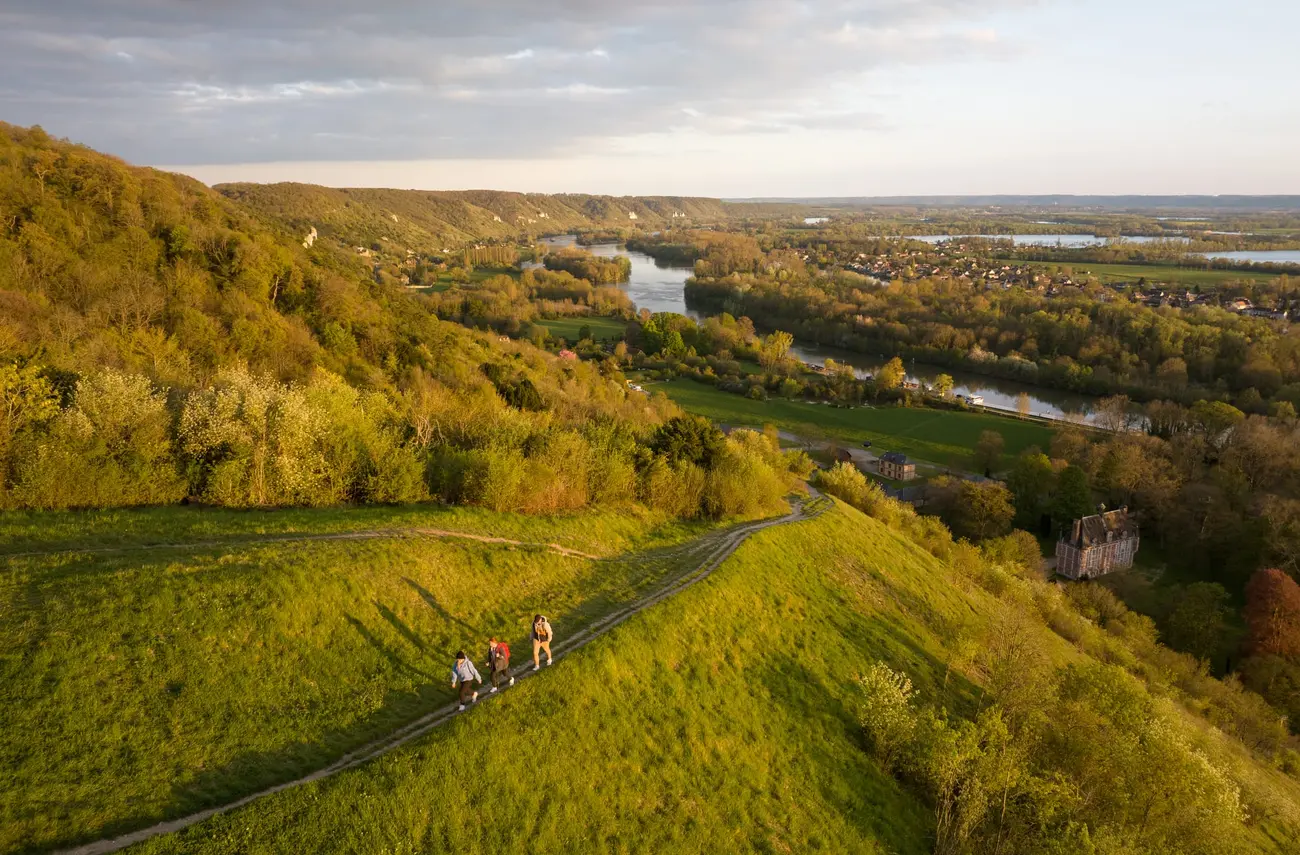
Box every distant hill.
[734,195,1300,212]
[215,183,797,254]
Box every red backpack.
[496,641,511,663]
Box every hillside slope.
[12,498,1285,855]
[214,183,786,255]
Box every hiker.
[450,651,481,711]
[485,637,514,692]
[531,614,554,669]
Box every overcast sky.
[3,1,1298,196]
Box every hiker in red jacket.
[485,637,514,692]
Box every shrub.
[856,661,918,773]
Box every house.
[832,448,855,465]
[1055,507,1139,580]
[557,349,578,361]
[878,451,916,481]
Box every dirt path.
[54,494,829,855]
[3,527,602,562]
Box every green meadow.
[129,503,972,855]
[539,316,629,342]
[0,503,746,854]
[1027,260,1285,287]
[653,379,1055,469]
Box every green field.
[0,503,747,854]
[1025,260,1285,287]
[539,316,629,342]
[653,379,1054,469]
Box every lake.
[541,235,1113,425]
[1203,250,1300,264]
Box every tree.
[649,415,724,468]
[973,430,1005,476]
[1051,465,1093,527]
[1243,568,1300,659]
[951,480,1015,541]
[933,374,955,397]
[1191,399,1245,451]
[875,357,906,392]
[1164,582,1230,662]
[1005,451,1055,529]
[1095,394,1135,433]
[1015,392,1031,420]
[758,330,794,371]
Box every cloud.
[0,0,1032,164]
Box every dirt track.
[53,494,828,855]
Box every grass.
[654,379,1055,470]
[539,316,629,342]
[1023,260,1285,287]
[0,503,748,854]
[7,498,1300,854]
[129,503,984,855]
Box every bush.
[11,371,185,509]
[856,661,918,773]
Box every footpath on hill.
[54,493,830,855]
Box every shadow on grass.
[403,577,476,636]
[374,601,428,653]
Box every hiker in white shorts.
[531,614,553,669]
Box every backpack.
[496,641,510,663]
[535,618,551,641]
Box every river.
[541,235,1117,424]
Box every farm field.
[538,315,629,342]
[0,503,750,854]
[653,379,1054,470]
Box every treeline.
[817,464,1300,852]
[0,360,808,518]
[542,248,632,284]
[685,266,1300,413]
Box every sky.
[3,0,1299,196]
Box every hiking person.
[450,651,481,711]
[485,637,514,692]
[531,614,554,669]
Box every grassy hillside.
[653,378,1054,469]
[8,498,1297,854]
[1,502,775,854]
[84,498,1296,855]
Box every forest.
[674,236,1300,413]
[0,123,806,519]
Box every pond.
[540,235,1118,425]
